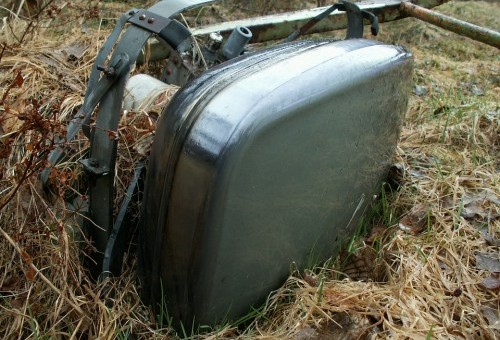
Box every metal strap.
[85,10,139,102]
[128,11,192,52]
[102,160,145,277]
[85,0,217,278]
[42,1,216,187]
[344,1,364,39]
[40,10,138,186]
[285,1,379,42]
[84,26,152,277]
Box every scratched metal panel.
[139,38,413,328]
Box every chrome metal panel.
[139,39,413,328]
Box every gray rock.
[414,85,427,96]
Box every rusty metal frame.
[190,0,451,42]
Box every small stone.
[414,85,427,96]
[485,111,498,122]
[472,84,484,96]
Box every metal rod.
[400,2,500,49]
[190,0,450,43]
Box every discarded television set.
[40,0,499,329]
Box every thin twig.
[16,0,26,17]
[0,153,36,212]
[0,43,6,63]
[17,0,57,44]
[180,13,207,70]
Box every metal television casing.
[139,38,413,327]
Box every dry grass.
[0,0,499,339]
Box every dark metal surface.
[129,10,192,52]
[400,2,500,49]
[344,1,365,39]
[140,39,413,327]
[128,10,174,34]
[102,160,145,277]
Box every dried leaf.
[438,259,450,271]
[26,265,36,282]
[414,85,427,96]
[461,189,500,220]
[482,232,500,247]
[10,292,28,310]
[398,204,429,235]
[20,250,32,264]
[315,314,374,339]
[461,201,485,219]
[303,274,317,287]
[481,306,500,330]
[12,71,24,88]
[342,247,377,282]
[36,54,63,70]
[133,134,154,157]
[481,274,500,291]
[408,168,426,179]
[0,71,24,105]
[366,225,388,244]
[475,253,500,273]
[0,276,18,292]
[107,130,118,140]
[293,327,318,340]
[442,195,454,209]
[10,298,25,310]
[61,42,86,61]
[0,112,24,135]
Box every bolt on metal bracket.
[80,158,110,177]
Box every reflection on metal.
[140,39,413,327]
[191,0,451,43]
[400,2,500,48]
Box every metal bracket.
[362,10,379,36]
[344,1,379,38]
[129,10,193,52]
[84,1,215,279]
[85,9,139,103]
[343,1,364,39]
[128,10,173,34]
[80,158,110,177]
[40,52,130,186]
